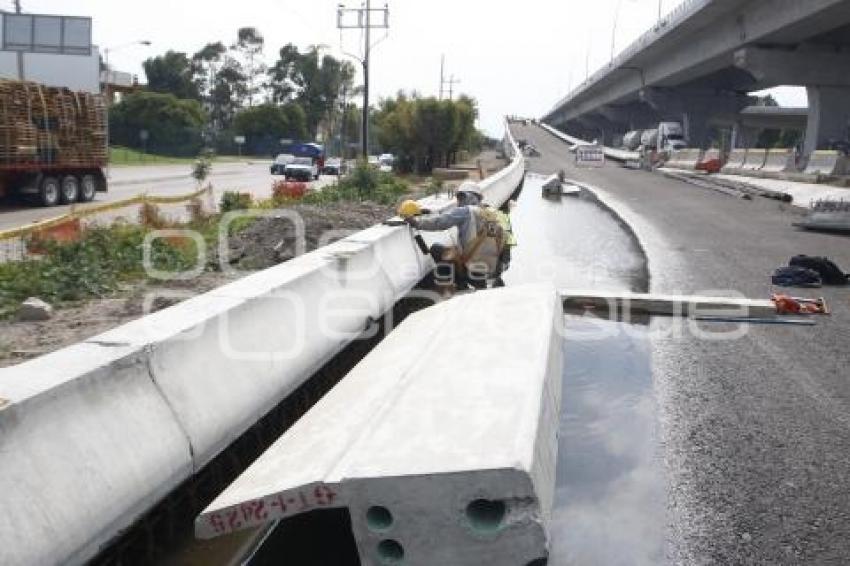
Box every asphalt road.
[512,123,850,564]
[0,161,337,231]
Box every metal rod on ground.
[694,316,817,326]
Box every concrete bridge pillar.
[804,86,850,155]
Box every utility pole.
[439,54,444,99]
[447,75,460,100]
[439,56,461,100]
[338,2,389,159]
[13,0,21,12]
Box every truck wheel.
[39,176,61,207]
[79,174,97,202]
[60,175,80,204]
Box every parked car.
[367,155,380,168]
[322,158,347,176]
[271,154,296,175]
[285,157,320,181]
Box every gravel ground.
[513,123,850,565]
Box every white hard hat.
[457,181,483,198]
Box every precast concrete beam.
[196,284,564,566]
[734,47,850,89]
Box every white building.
[0,11,101,93]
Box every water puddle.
[505,175,665,565]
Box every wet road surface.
[513,123,850,564]
[506,174,665,565]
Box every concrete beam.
[545,0,850,123]
[196,284,564,566]
[734,47,850,88]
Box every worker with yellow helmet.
[399,182,515,290]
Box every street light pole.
[103,40,151,178]
[363,0,371,160]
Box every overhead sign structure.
[576,144,605,168]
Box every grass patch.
[109,147,251,167]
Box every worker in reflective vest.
[404,182,516,290]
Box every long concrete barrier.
[665,148,704,171]
[0,125,527,565]
[540,123,640,163]
[196,284,563,566]
[740,148,767,172]
[721,149,748,174]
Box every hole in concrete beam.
[377,539,405,564]
[465,499,507,534]
[366,506,394,532]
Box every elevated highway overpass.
[543,0,850,155]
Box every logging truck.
[0,79,108,207]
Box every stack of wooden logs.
[0,79,106,165]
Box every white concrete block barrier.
[196,284,564,566]
[0,121,525,566]
[741,148,768,172]
[756,148,796,177]
[803,150,849,178]
[721,148,748,174]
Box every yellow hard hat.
[398,200,422,219]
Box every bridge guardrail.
[0,122,526,565]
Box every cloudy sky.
[21,0,806,135]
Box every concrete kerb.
[195,284,564,566]
[0,122,526,565]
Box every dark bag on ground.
[772,266,823,288]
[789,255,849,285]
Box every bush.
[220,191,253,213]
[302,161,408,206]
[0,226,194,317]
[272,180,307,201]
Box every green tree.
[110,91,207,156]
[143,51,200,100]
[209,57,247,129]
[268,44,356,138]
[233,103,307,155]
[232,27,266,107]
[375,92,483,173]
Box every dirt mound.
[225,202,396,271]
